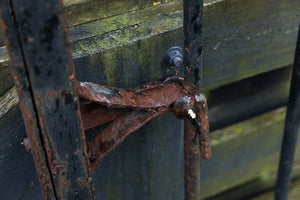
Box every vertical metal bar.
[0,1,54,199]
[275,24,300,200]
[0,0,95,199]
[183,0,203,199]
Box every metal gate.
[0,0,299,199]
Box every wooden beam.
[1,0,299,96]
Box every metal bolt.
[163,46,184,67]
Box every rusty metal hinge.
[1,0,210,199]
[77,74,211,172]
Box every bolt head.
[173,57,183,67]
[163,46,184,67]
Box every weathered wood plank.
[0,106,43,200]
[0,106,185,200]
[249,178,300,200]
[3,104,300,199]
[0,87,18,119]
[1,62,293,138]
[1,64,292,139]
[64,0,155,27]
[206,169,300,200]
[66,0,300,91]
[1,61,299,200]
[0,47,12,96]
[63,0,232,27]
[1,0,299,98]
[200,107,300,199]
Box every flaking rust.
[76,75,211,172]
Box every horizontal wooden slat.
[1,0,299,97]
[207,171,300,200]
[0,47,11,96]
[0,86,17,119]
[63,0,300,91]
[0,64,297,199]
[63,0,223,27]
[0,0,220,46]
[2,104,300,199]
[64,0,154,27]
[248,178,300,200]
[1,63,292,130]
[200,107,300,199]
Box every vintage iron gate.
[0,0,299,199]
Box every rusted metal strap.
[275,24,300,200]
[0,0,95,199]
[77,76,210,172]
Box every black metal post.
[183,0,203,199]
[275,24,300,200]
[0,0,95,199]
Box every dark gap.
[85,121,112,144]
[208,66,292,131]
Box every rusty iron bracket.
[76,76,211,172]
[1,0,209,199]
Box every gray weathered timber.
[70,0,299,90]
[1,0,299,96]
[3,104,300,199]
[249,179,300,200]
[0,106,44,200]
[63,0,243,27]
[64,0,300,89]
[1,64,292,139]
[0,59,296,200]
[64,0,155,27]
[0,47,11,97]
[201,107,300,199]
[0,87,18,119]
[0,106,184,200]
[1,64,293,199]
